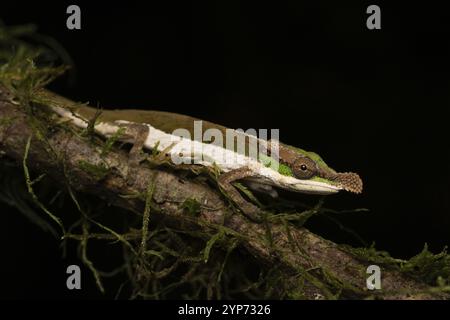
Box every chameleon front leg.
[119,122,150,185]
[218,167,262,221]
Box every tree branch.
[0,86,447,300]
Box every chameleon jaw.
[295,172,363,195]
[291,180,342,195]
[254,166,342,195]
[292,172,365,195]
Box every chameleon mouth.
[291,179,341,194]
[291,172,363,195]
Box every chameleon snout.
[334,172,363,194]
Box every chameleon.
[45,93,363,220]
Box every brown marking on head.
[332,172,363,194]
[315,166,363,194]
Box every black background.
[0,1,449,299]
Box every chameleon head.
[291,156,363,194]
[274,143,363,194]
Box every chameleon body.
[47,98,362,218]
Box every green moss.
[342,242,450,288]
[22,135,65,235]
[0,24,69,115]
[341,243,403,265]
[101,127,126,156]
[203,229,225,263]
[401,244,450,285]
[78,160,110,181]
[180,198,201,216]
[0,116,16,127]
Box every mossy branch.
[1,85,449,300]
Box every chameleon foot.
[218,167,262,222]
[118,122,150,185]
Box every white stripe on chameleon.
[51,106,341,194]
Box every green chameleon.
[45,92,362,220]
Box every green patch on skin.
[78,160,110,181]
[258,153,335,184]
[311,176,336,185]
[258,153,293,177]
[278,163,294,177]
[258,146,338,182]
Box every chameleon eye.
[293,157,316,179]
